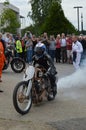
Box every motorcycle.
[13,63,57,115]
[3,46,26,73]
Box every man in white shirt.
[72,35,83,70]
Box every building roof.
[0,3,19,13]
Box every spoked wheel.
[11,58,25,73]
[13,81,32,115]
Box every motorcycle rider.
[32,40,57,99]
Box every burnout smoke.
[57,59,86,90]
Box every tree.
[3,0,9,5]
[28,0,61,25]
[21,24,36,36]
[28,0,76,35]
[41,2,77,35]
[1,8,20,33]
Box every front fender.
[23,65,35,81]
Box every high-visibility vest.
[16,40,23,53]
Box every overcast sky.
[0,0,86,30]
[61,0,86,30]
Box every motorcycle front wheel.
[11,57,25,73]
[13,81,32,115]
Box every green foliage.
[27,0,77,35]
[29,0,61,25]
[21,24,36,36]
[4,0,9,5]
[1,8,20,33]
[41,2,77,35]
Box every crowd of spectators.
[0,31,86,67]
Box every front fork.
[25,80,32,97]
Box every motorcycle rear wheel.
[11,58,25,73]
[47,91,55,101]
[13,81,32,115]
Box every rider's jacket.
[32,52,57,76]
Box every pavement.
[0,63,86,130]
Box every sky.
[0,0,86,30]
[61,0,86,31]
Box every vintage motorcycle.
[13,63,57,115]
[3,46,25,73]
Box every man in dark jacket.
[33,41,57,99]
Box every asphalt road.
[0,63,86,130]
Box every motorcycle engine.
[32,66,47,104]
[37,71,43,78]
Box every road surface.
[0,63,86,130]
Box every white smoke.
[57,59,86,90]
[80,59,86,68]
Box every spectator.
[72,35,83,70]
[66,35,73,64]
[25,31,32,39]
[21,37,27,61]
[42,32,49,53]
[0,33,6,51]
[55,34,61,63]
[8,34,15,56]
[32,34,37,55]
[0,33,6,82]
[48,35,56,62]
[60,33,67,63]
[15,35,23,58]
[78,35,86,62]
[26,36,33,63]
[4,33,10,47]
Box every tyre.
[11,57,25,73]
[47,87,57,101]
[47,91,55,101]
[47,83,57,101]
[13,81,32,115]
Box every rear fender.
[10,57,25,64]
[25,80,32,96]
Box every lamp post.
[81,13,83,33]
[74,6,83,31]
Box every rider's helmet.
[35,43,46,58]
